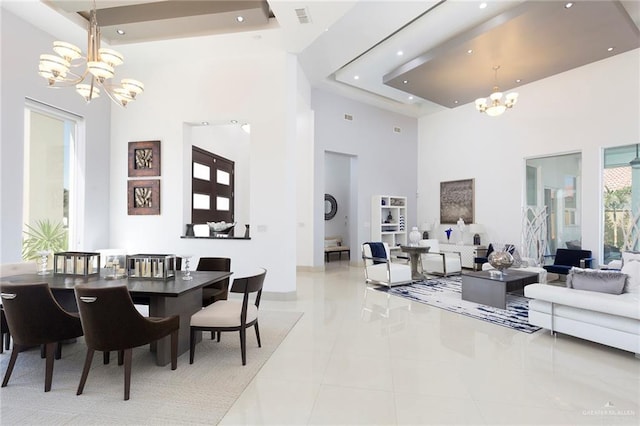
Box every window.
[603,144,638,263]
[191,146,234,224]
[22,100,83,258]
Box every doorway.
[324,152,355,262]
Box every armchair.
[419,239,462,277]
[362,242,412,287]
[543,248,594,276]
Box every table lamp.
[468,223,484,245]
[420,222,432,239]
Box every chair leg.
[103,351,110,364]
[254,322,261,348]
[2,345,20,387]
[123,348,132,401]
[211,331,215,340]
[4,331,9,350]
[44,342,56,392]
[189,327,196,365]
[216,331,220,342]
[118,350,124,366]
[170,330,178,370]
[239,328,247,365]
[77,349,95,396]
[55,342,62,360]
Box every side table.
[400,245,430,280]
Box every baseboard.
[297,265,324,272]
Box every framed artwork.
[128,179,160,215]
[128,140,161,177]
[440,179,474,224]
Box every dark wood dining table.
[0,270,232,366]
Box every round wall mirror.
[325,194,337,220]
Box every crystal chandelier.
[37,5,144,107]
[475,66,518,117]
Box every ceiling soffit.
[383,1,640,108]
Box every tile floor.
[220,261,640,425]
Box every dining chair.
[0,282,83,392]
[190,268,266,366]
[74,284,179,400]
[1,304,10,353]
[196,257,232,306]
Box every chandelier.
[37,5,144,107]
[475,66,518,117]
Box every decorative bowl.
[206,221,236,236]
[488,251,514,272]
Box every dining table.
[0,269,232,366]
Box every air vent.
[344,114,353,121]
[295,7,312,24]
[393,127,401,133]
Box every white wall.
[1,10,111,262]
[418,49,640,263]
[324,152,351,245]
[106,36,303,295]
[312,90,419,266]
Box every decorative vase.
[244,224,250,238]
[488,251,514,274]
[387,212,393,222]
[185,224,195,237]
[445,228,453,241]
[409,227,421,246]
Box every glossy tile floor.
[220,261,639,425]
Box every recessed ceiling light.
[467,49,473,54]
[607,47,615,52]
[516,79,522,83]
[201,121,209,126]
[403,80,408,84]
[324,28,329,32]
[454,100,459,104]
[354,75,359,80]
[231,120,238,124]
[116,29,125,35]
[236,16,244,22]
[397,50,404,56]
[564,2,573,9]
[479,2,487,9]
[408,96,414,100]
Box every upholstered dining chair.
[190,268,266,366]
[1,304,10,353]
[0,282,83,392]
[74,285,179,400]
[419,239,462,277]
[197,257,232,306]
[362,242,412,287]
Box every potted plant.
[21,219,68,270]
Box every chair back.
[197,257,231,289]
[554,248,592,267]
[230,269,266,316]
[420,239,440,253]
[0,282,82,346]
[362,242,391,266]
[75,285,155,351]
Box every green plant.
[21,219,68,260]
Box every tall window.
[603,144,638,263]
[22,101,81,259]
[191,146,235,224]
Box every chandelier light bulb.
[99,48,124,67]
[121,79,144,97]
[76,83,101,101]
[87,61,114,81]
[53,41,82,61]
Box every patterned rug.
[376,275,541,333]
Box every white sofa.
[525,278,640,356]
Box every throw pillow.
[620,260,640,294]
[566,267,627,295]
[324,239,339,248]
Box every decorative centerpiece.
[445,228,453,241]
[126,254,176,280]
[207,221,236,237]
[488,250,514,275]
[54,252,100,276]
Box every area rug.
[0,310,302,425]
[377,276,541,333]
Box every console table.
[439,243,485,269]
